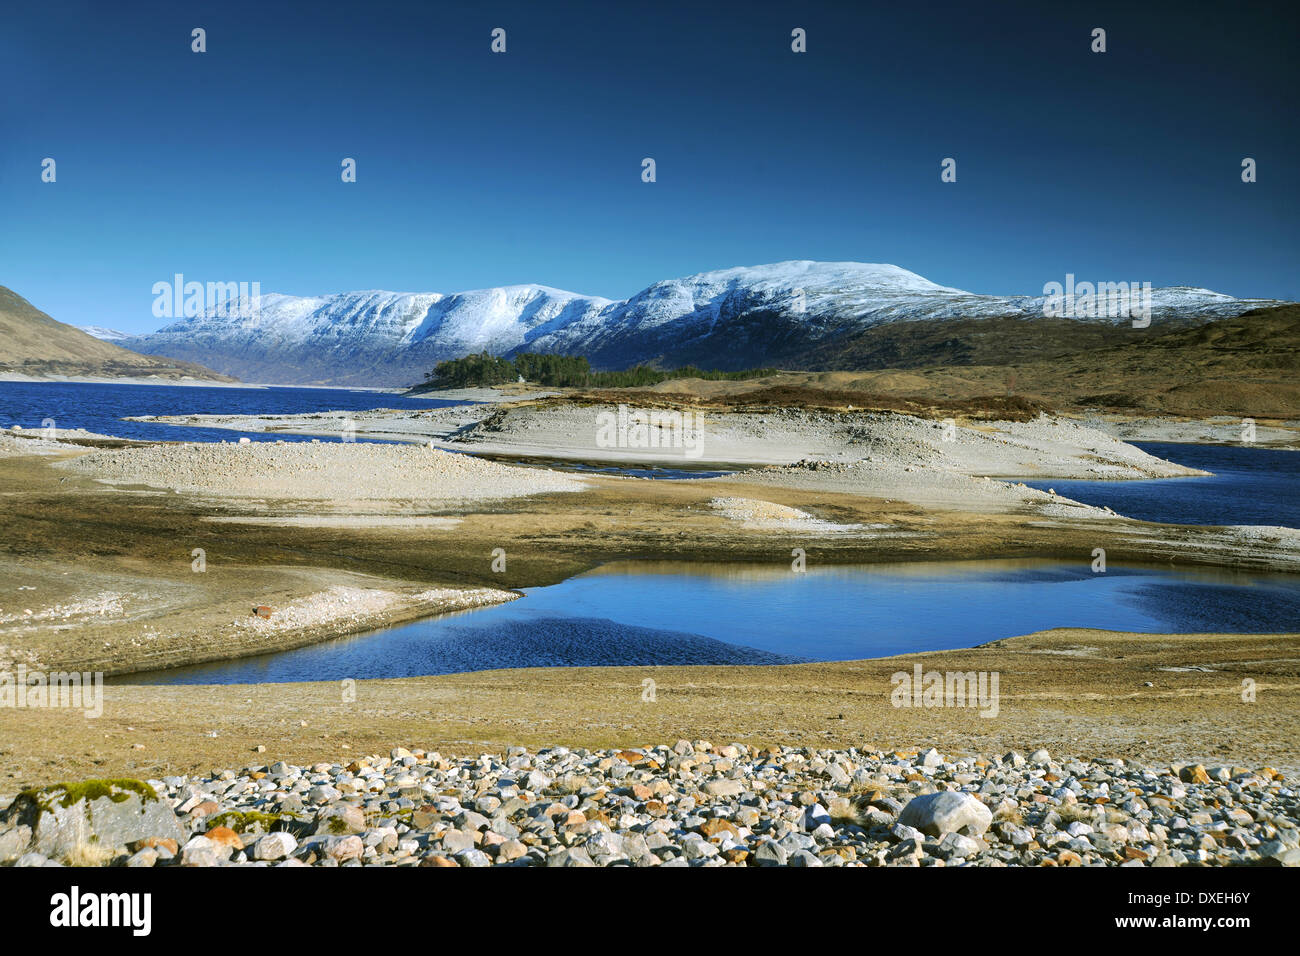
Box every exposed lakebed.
[6,383,1298,687]
[126,559,1300,684]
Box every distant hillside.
[622,306,1300,419]
[784,314,1163,370]
[0,286,234,382]
[1012,304,1300,417]
[878,304,1300,418]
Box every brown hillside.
[617,307,1300,419]
[0,286,234,381]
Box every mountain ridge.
[107,261,1291,386]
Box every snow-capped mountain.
[120,286,612,387]
[527,262,1285,371]
[77,325,129,341]
[119,262,1288,386]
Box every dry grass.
[829,793,878,825]
[571,386,1048,421]
[993,805,1026,825]
[63,842,118,867]
[1055,803,1100,825]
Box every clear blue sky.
[2,0,1296,333]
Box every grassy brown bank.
[1,628,1295,790]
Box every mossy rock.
[2,778,180,860]
[13,779,158,815]
[206,809,294,835]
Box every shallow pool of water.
[125,559,1300,684]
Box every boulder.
[547,846,595,867]
[320,835,364,862]
[314,803,366,835]
[253,831,298,861]
[753,839,788,866]
[440,828,476,854]
[495,839,528,862]
[702,779,745,798]
[181,835,230,867]
[897,791,992,837]
[803,803,831,830]
[2,780,183,859]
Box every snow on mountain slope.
[76,325,129,341]
[119,261,1288,386]
[121,286,613,386]
[523,261,1286,370]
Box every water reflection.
[124,558,1300,685]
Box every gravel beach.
[58,439,587,503]
[3,743,1295,867]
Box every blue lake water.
[1022,442,1299,528]
[0,381,461,444]
[125,560,1300,684]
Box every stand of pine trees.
[424,352,774,389]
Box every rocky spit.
[1,743,1297,868]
